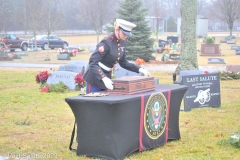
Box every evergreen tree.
[164,16,177,32]
[116,0,155,62]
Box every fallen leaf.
[205,153,210,156]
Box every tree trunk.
[229,22,233,37]
[230,28,233,37]
[97,32,100,43]
[175,0,198,74]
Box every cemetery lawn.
[0,33,240,159]
[0,69,239,160]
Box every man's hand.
[139,68,151,76]
[102,77,114,90]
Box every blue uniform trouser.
[86,83,106,94]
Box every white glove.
[102,77,114,90]
[139,68,151,77]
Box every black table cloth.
[65,84,187,160]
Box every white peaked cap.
[116,19,136,36]
[116,19,136,31]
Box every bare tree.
[0,0,11,33]
[142,0,153,16]
[209,0,240,36]
[197,0,209,16]
[77,0,117,43]
[150,0,166,42]
[41,0,64,60]
[57,0,80,29]
[42,0,63,36]
[164,0,181,18]
[25,0,45,50]
[175,0,198,73]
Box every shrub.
[205,37,215,44]
[218,71,240,80]
[40,82,69,93]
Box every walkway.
[0,62,226,72]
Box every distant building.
[177,15,208,37]
[145,17,164,33]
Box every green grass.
[0,69,239,160]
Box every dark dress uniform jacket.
[84,32,140,89]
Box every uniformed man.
[84,18,151,93]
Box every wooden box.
[108,76,155,95]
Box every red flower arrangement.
[40,85,52,93]
[70,49,78,56]
[35,71,51,84]
[135,58,145,65]
[74,73,86,90]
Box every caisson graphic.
[144,92,168,139]
[194,88,211,105]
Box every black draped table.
[65,84,187,160]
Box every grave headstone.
[158,39,168,48]
[88,47,96,53]
[220,39,227,43]
[236,50,240,55]
[208,58,226,64]
[46,71,77,90]
[226,65,240,73]
[57,54,70,60]
[175,70,205,84]
[225,35,235,40]
[167,36,178,43]
[169,54,180,60]
[182,73,221,111]
[68,60,89,71]
[114,65,142,78]
[200,44,221,56]
[231,46,240,50]
[60,51,71,57]
[159,42,166,47]
[58,64,85,73]
[17,52,28,56]
[227,40,236,44]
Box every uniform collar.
[112,32,121,42]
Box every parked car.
[0,34,28,51]
[28,35,68,50]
